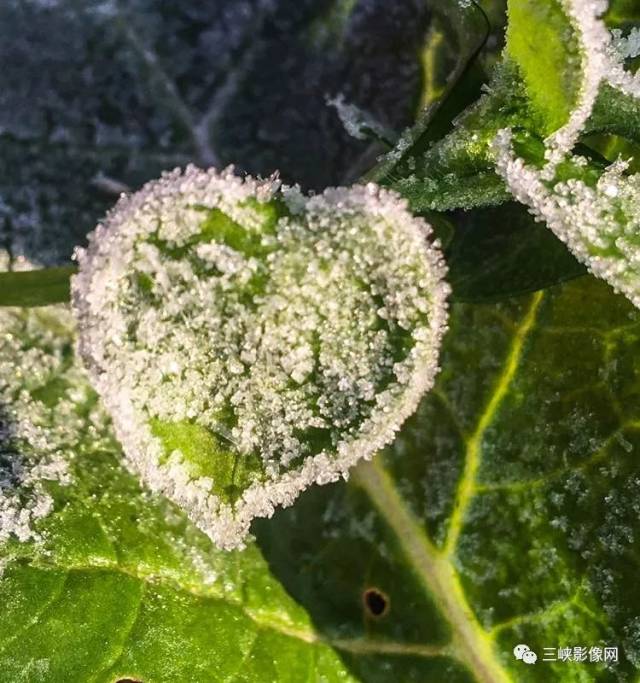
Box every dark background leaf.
[444,202,586,303]
[0,0,430,266]
[258,275,640,682]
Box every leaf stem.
[352,459,510,683]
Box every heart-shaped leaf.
[71,166,449,549]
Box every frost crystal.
[492,1,640,308]
[326,93,388,142]
[606,22,640,99]
[495,130,640,308]
[542,0,610,167]
[72,166,449,549]
[0,305,89,545]
[612,27,640,61]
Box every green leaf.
[0,266,75,307]
[0,304,356,682]
[6,272,640,681]
[374,62,537,212]
[505,0,582,134]
[444,202,586,303]
[258,274,640,682]
[72,167,449,549]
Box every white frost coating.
[494,129,640,308]
[493,2,640,307]
[72,165,450,549]
[606,21,640,99]
[606,46,640,100]
[543,0,610,169]
[612,27,640,60]
[0,306,83,544]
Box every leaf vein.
[444,291,545,555]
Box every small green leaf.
[0,266,75,307]
[72,166,450,549]
[375,62,537,212]
[368,0,491,198]
[505,0,582,134]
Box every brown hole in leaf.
[115,679,143,683]
[363,587,389,618]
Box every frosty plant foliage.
[494,0,640,307]
[71,167,449,549]
[5,0,640,680]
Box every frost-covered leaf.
[0,0,429,266]
[478,2,640,308]
[368,0,492,208]
[0,303,359,682]
[370,0,609,212]
[504,0,640,160]
[71,167,449,549]
[372,0,640,215]
[505,0,591,139]
[494,126,640,308]
[258,274,640,682]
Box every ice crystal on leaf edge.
[495,0,640,309]
[71,165,450,550]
